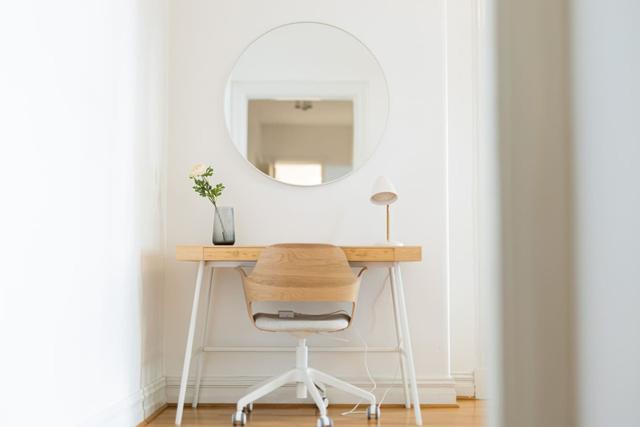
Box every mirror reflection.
[248,99,354,185]
[224,22,389,186]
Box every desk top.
[176,245,422,262]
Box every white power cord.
[339,325,376,416]
[368,271,390,333]
[378,359,402,406]
[339,271,403,417]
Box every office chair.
[231,244,379,427]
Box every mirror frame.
[223,21,390,187]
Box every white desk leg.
[176,260,205,425]
[392,263,423,426]
[192,267,215,408]
[388,267,411,408]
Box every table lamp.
[370,176,402,246]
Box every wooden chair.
[231,244,379,427]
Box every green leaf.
[189,164,224,202]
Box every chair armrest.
[357,267,367,278]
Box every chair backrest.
[238,244,362,320]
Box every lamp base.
[375,240,404,246]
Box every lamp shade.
[370,176,398,205]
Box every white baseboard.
[79,371,472,424]
[165,375,457,406]
[474,367,487,399]
[142,377,168,418]
[452,371,476,398]
[81,377,167,426]
[81,389,144,427]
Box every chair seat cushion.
[253,312,351,332]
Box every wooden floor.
[147,401,485,426]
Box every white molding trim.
[473,367,486,399]
[142,377,168,419]
[76,372,473,423]
[80,389,144,427]
[165,375,457,405]
[444,0,486,399]
[80,377,167,427]
[452,371,476,398]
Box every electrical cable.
[339,324,378,415]
[340,270,404,417]
[379,359,402,406]
[304,271,403,418]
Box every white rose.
[190,163,207,178]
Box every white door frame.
[226,80,368,165]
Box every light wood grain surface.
[242,244,361,303]
[176,245,422,262]
[238,244,362,330]
[146,401,485,426]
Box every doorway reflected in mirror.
[248,99,354,185]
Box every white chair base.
[231,338,379,426]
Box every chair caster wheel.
[317,415,333,427]
[231,410,247,426]
[242,403,253,413]
[367,404,381,420]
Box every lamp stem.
[386,204,390,242]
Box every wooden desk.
[176,245,422,263]
[175,245,424,426]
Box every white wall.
[0,1,168,425]
[166,0,469,404]
[572,0,640,425]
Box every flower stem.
[211,199,228,241]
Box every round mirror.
[224,22,389,186]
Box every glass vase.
[212,206,235,245]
